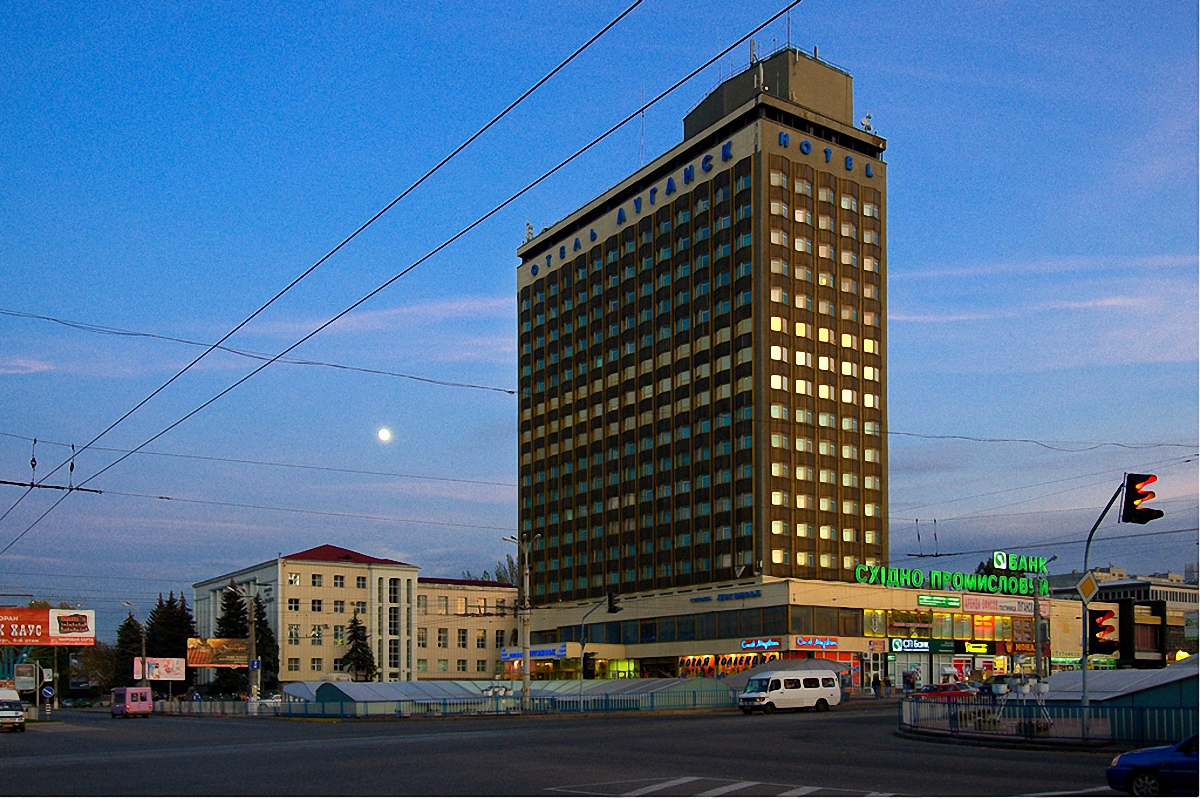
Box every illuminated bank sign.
[854,564,1049,596]
[891,638,930,653]
[992,552,1050,574]
[740,637,782,651]
[795,636,838,651]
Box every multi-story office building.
[194,544,420,683]
[516,47,888,607]
[413,577,520,679]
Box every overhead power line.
[897,526,1198,561]
[0,431,516,488]
[889,430,1196,452]
[0,0,807,558]
[0,0,642,529]
[0,307,516,395]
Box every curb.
[894,727,1126,755]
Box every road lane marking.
[696,781,760,796]
[775,789,820,797]
[1021,788,1116,797]
[621,777,704,795]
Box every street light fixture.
[503,533,540,712]
[121,601,148,688]
[223,580,259,701]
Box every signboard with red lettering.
[0,608,95,646]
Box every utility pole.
[226,579,259,701]
[504,533,539,712]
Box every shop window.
[888,609,932,639]
[953,613,972,640]
[676,615,696,641]
[838,609,862,637]
[640,619,657,644]
[813,607,839,636]
[790,606,813,635]
[696,612,716,640]
[932,612,953,639]
[994,615,1013,641]
[622,620,638,645]
[739,608,764,638]
[762,606,787,636]
[973,614,995,641]
[863,609,887,637]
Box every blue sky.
[0,1,1196,637]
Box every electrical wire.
[0,430,516,488]
[889,430,1196,452]
[2,0,643,518]
[0,307,516,395]
[893,525,1198,562]
[0,0,807,559]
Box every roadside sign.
[1076,571,1100,604]
[13,663,36,691]
[41,686,54,698]
[249,659,262,670]
[42,668,54,683]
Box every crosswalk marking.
[696,781,760,796]
[621,778,703,796]
[774,788,821,797]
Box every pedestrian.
[884,676,892,698]
[871,674,881,700]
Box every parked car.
[1107,734,1198,796]
[910,682,978,700]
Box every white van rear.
[737,670,841,714]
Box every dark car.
[1107,734,1198,796]
[910,682,978,700]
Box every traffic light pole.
[1080,481,1124,738]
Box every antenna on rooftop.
[787,11,791,49]
[860,113,874,133]
[524,222,534,243]
[749,38,757,65]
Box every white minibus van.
[737,670,841,714]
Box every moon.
[377,428,392,442]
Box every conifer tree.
[114,613,144,688]
[341,614,377,681]
[211,590,248,695]
[251,594,279,690]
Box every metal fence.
[899,697,1198,747]
[155,690,736,718]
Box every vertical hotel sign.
[0,608,96,646]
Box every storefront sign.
[891,638,929,653]
[740,637,782,651]
[868,639,887,652]
[500,644,568,662]
[992,552,1050,573]
[917,594,960,608]
[961,594,1041,616]
[795,636,838,650]
[956,641,995,656]
[855,565,1048,597]
[1001,641,1037,655]
[689,589,762,604]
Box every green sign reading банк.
[854,564,1049,596]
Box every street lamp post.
[121,601,148,688]
[224,580,259,701]
[503,533,539,712]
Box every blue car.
[1107,734,1198,796]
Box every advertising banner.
[134,657,187,681]
[186,638,249,668]
[794,635,839,650]
[0,608,95,646]
[961,594,1035,616]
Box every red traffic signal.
[1121,473,1164,525]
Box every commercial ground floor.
[516,574,1072,690]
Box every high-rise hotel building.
[516,48,887,608]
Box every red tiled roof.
[283,544,414,567]
[418,576,515,588]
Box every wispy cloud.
[892,254,1197,282]
[0,356,55,374]
[250,296,513,338]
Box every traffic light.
[1121,473,1164,525]
[606,591,622,614]
[582,651,596,680]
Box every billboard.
[186,638,249,668]
[134,657,187,681]
[0,608,96,646]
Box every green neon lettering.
[1018,577,1029,595]
[964,574,979,592]
[869,565,881,584]
[911,570,925,588]
[987,575,998,593]
[951,572,964,590]
[1039,578,1049,594]
[855,565,868,583]
[887,568,899,587]
[899,569,911,588]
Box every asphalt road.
[1,706,1122,796]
